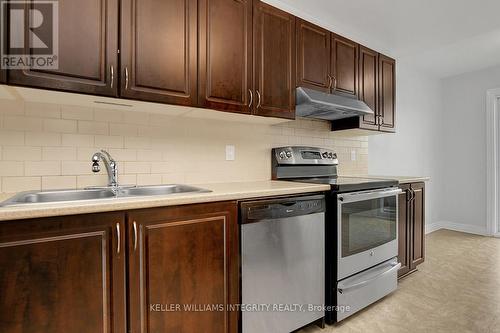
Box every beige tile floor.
[299,230,500,333]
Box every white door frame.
[486,88,500,237]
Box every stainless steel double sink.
[0,185,211,207]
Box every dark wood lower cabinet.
[128,201,238,333]
[398,182,425,278]
[0,201,238,333]
[0,213,126,333]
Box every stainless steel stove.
[272,146,401,323]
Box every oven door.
[337,188,401,280]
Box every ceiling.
[266,0,500,78]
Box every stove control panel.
[273,146,338,165]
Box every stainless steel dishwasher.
[240,195,325,333]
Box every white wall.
[439,65,500,233]
[369,62,444,226]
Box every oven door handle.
[338,188,402,203]
[337,261,401,294]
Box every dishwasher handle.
[240,195,325,224]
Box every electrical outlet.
[351,150,357,161]
[226,145,235,161]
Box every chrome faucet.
[91,150,118,187]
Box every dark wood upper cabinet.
[358,46,379,130]
[296,19,330,92]
[8,0,119,96]
[198,0,252,113]
[0,213,126,333]
[411,183,425,268]
[128,201,239,333]
[253,0,296,119]
[120,0,197,105]
[331,34,358,96]
[378,54,396,132]
[398,184,411,278]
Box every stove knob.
[279,151,286,159]
[328,152,334,159]
[322,152,328,158]
[333,153,337,159]
[285,151,292,158]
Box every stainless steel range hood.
[296,87,374,120]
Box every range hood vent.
[296,87,374,121]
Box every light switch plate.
[351,150,357,161]
[226,145,235,161]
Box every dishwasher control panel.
[240,195,325,224]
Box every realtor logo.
[1,0,58,69]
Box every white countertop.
[0,181,330,222]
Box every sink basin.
[1,189,117,206]
[120,184,210,197]
[0,184,211,207]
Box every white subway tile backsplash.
[3,146,42,161]
[25,132,61,146]
[25,161,61,176]
[78,121,109,135]
[42,147,77,161]
[0,161,24,176]
[42,176,77,190]
[2,176,41,192]
[0,131,25,145]
[61,134,94,147]
[0,100,368,193]
[95,135,124,148]
[4,116,42,131]
[43,119,78,133]
[25,102,61,119]
[61,105,94,120]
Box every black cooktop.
[289,176,399,192]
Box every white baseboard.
[425,222,444,234]
[426,221,489,236]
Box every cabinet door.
[331,34,358,96]
[121,0,197,105]
[8,0,118,96]
[358,46,379,130]
[411,183,425,268]
[128,201,238,333]
[198,0,252,113]
[253,0,295,119]
[0,213,126,333]
[378,54,396,132]
[296,19,330,92]
[397,185,411,278]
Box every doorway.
[486,89,500,237]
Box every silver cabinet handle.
[327,75,332,89]
[125,67,129,90]
[332,76,337,91]
[248,89,253,108]
[116,223,121,254]
[133,221,138,251]
[110,65,114,88]
[256,90,261,109]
